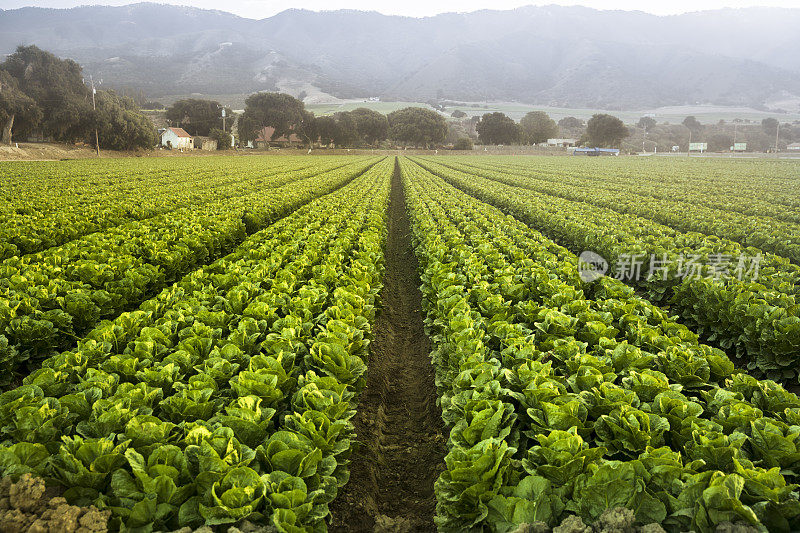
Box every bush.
[209,128,232,150]
[453,138,473,150]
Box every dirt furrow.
[329,158,446,532]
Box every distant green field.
[437,102,800,124]
[305,101,435,115]
[156,93,800,125]
[310,101,800,124]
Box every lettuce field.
[0,154,799,532]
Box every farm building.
[546,138,577,147]
[788,142,800,151]
[161,127,194,150]
[572,147,620,156]
[196,137,218,151]
[253,126,302,148]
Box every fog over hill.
[1,3,799,109]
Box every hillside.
[1,3,799,109]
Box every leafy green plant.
[401,156,800,532]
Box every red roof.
[255,126,301,143]
[168,127,192,138]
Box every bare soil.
[329,158,446,532]
[0,143,106,161]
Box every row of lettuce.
[401,158,800,532]
[0,158,378,384]
[0,157,354,260]
[413,157,800,384]
[457,156,800,224]
[431,157,800,267]
[0,158,392,531]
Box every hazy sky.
[0,0,797,18]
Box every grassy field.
[307,100,800,123]
[438,102,800,123]
[155,93,800,124]
[305,100,435,115]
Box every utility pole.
[775,121,780,156]
[222,107,226,133]
[90,75,99,157]
[687,128,692,157]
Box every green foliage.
[239,92,313,145]
[3,153,800,533]
[208,128,232,150]
[0,45,91,142]
[0,157,393,531]
[453,137,474,150]
[387,106,447,147]
[314,115,340,146]
[638,116,657,131]
[331,111,358,146]
[349,107,388,146]
[400,156,800,532]
[109,446,194,530]
[0,157,379,382]
[586,113,629,147]
[0,45,156,149]
[413,155,800,382]
[199,466,265,525]
[762,118,779,136]
[683,115,703,132]
[559,116,584,129]
[94,90,158,150]
[477,112,519,145]
[165,98,232,136]
[434,438,516,531]
[0,70,40,144]
[520,111,559,145]
[313,108,389,147]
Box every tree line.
[472,111,628,148]
[0,46,157,149]
[233,100,627,150]
[667,115,800,152]
[466,110,800,151]
[0,42,453,152]
[233,93,449,149]
[166,93,451,150]
[4,45,798,153]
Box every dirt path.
[329,158,446,532]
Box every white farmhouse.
[161,127,194,150]
[546,138,577,147]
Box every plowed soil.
[329,159,446,532]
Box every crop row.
[0,157,380,384]
[401,157,800,532]
[427,157,800,265]
[0,157,359,260]
[413,157,800,383]
[414,157,800,297]
[458,156,800,220]
[0,157,392,531]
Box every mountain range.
[1,3,799,109]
